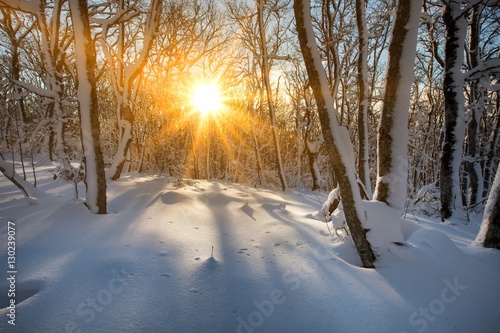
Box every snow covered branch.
[90,7,140,30]
[10,79,59,98]
[464,58,500,83]
[0,0,40,15]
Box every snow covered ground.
[1,165,499,333]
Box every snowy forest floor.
[0,163,499,333]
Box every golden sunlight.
[191,82,223,116]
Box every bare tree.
[98,0,162,180]
[257,0,288,191]
[294,0,375,268]
[226,0,291,190]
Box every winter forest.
[0,0,500,332]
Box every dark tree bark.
[374,0,422,210]
[440,1,470,221]
[294,0,375,268]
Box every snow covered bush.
[413,182,440,216]
[53,164,85,200]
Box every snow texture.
[1,165,499,333]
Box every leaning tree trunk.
[0,154,36,201]
[440,1,469,221]
[373,0,422,211]
[294,0,375,268]
[474,164,500,249]
[69,0,107,214]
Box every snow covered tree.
[464,3,484,207]
[0,0,73,169]
[440,0,475,221]
[474,164,500,249]
[68,0,107,214]
[294,0,375,268]
[98,0,162,180]
[355,0,372,198]
[373,0,423,211]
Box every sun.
[191,82,223,116]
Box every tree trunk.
[474,164,500,249]
[303,96,322,191]
[69,0,107,214]
[355,0,372,199]
[374,0,422,211]
[465,3,484,206]
[0,155,36,200]
[440,2,469,221]
[483,94,500,196]
[109,98,135,180]
[250,115,265,186]
[305,139,321,191]
[294,0,375,268]
[257,0,287,191]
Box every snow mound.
[407,229,465,257]
[203,192,234,206]
[161,191,191,204]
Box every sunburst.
[191,82,223,116]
